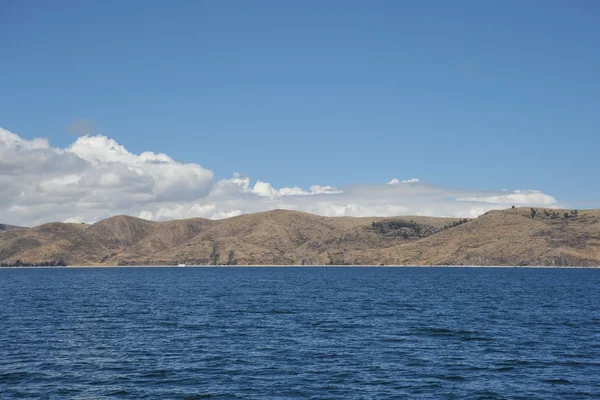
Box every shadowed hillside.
[1,208,599,266]
[0,224,27,232]
[86,215,158,250]
[0,222,107,265]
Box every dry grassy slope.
[360,208,600,266]
[85,215,158,250]
[1,208,598,266]
[0,222,109,264]
[102,210,463,265]
[287,215,462,265]
[110,210,376,265]
[106,218,217,264]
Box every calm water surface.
[1,267,599,399]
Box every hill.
[0,223,27,232]
[352,208,600,266]
[0,208,599,266]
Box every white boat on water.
[178,263,186,267]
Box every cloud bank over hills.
[1,127,560,226]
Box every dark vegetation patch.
[371,219,437,239]
[0,259,67,267]
[370,218,470,239]
[529,208,579,220]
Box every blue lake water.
[1,267,599,399]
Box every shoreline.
[1,265,599,269]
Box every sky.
[1,1,599,226]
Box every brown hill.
[1,208,599,266]
[86,215,158,250]
[0,222,107,265]
[352,208,600,266]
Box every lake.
[1,267,599,399]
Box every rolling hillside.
[1,208,599,266]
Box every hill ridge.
[1,208,599,267]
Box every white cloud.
[0,127,213,225]
[279,186,307,196]
[309,185,343,194]
[278,185,342,196]
[138,210,154,221]
[253,180,279,197]
[63,216,85,224]
[0,126,563,226]
[388,177,420,185]
[456,190,557,205]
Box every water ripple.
[1,267,599,399]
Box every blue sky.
[1,1,599,223]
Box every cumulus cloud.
[0,127,563,226]
[0,127,213,225]
[253,181,279,197]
